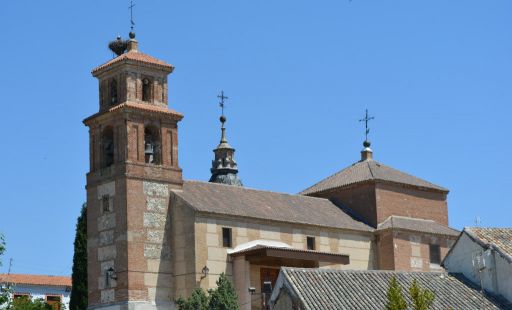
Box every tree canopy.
[386,276,435,310]
[177,273,239,310]
[69,204,88,310]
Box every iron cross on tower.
[129,0,136,31]
[218,90,229,119]
[359,109,375,142]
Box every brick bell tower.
[83,32,183,310]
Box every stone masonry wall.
[189,214,375,295]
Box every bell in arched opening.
[144,126,160,164]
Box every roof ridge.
[367,160,375,179]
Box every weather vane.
[217,91,229,118]
[129,0,136,31]
[359,109,375,142]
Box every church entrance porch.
[229,244,349,310]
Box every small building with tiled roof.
[269,268,512,309]
[443,227,512,303]
[0,274,71,309]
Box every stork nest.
[108,38,128,56]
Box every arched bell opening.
[110,79,118,105]
[142,78,152,102]
[144,125,161,164]
[101,126,114,168]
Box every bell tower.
[84,32,183,310]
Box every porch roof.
[229,245,349,265]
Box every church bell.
[145,142,154,163]
[144,142,154,155]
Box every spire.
[209,91,243,186]
[359,109,375,161]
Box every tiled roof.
[377,216,459,236]
[272,268,512,310]
[0,274,71,287]
[173,181,373,232]
[465,227,512,262]
[228,244,347,258]
[301,160,448,195]
[83,101,183,124]
[92,50,174,75]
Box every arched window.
[110,79,118,105]
[102,126,114,168]
[144,125,161,164]
[142,78,151,102]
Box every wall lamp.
[106,267,117,288]
[201,265,209,279]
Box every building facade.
[84,32,459,310]
[443,228,512,303]
[0,274,71,310]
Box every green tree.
[176,288,209,310]
[0,234,8,307]
[10,296,53,310]
[409,279,434,310]
[69,204,88,310]
[0,234,5,262]
[385,276,407,310]
[208,273,239,310]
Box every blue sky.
[0,0,510,276]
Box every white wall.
[444,232,512,303]
[7,284,70,309]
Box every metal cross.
[217,90,229,116]
[359,109,375,141]
[129,0,136,31]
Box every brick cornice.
[83,101,183,126]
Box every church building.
[84,32,458,310]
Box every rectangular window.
[307,236,316,250]
[102,195,110,213]
[222,227,232,248]
[46,295,61,310]
[13,294,29,300]
[429,244,441,265]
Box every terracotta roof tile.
[301,159,448,195]
[0,274,71,287]
[272,268,512,309]
[377,216,459,236]
[92,51,174,75]
[173,181,373,232]
[83,101,183,124]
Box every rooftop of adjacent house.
[272,268,512,310]
[301,159,448,195]
[377,215,459,236]
[465,227,512,262]
[172,180,373,232]
[0,274,71,287]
